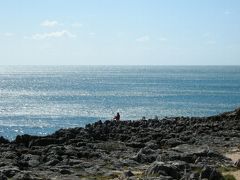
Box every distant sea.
[0,66,240,140]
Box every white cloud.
[136,35,150,42]
[1,32,15,37]
[31,30,76,40]
[41,20,61,27]
[72,22,83,28]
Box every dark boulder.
[15,134,37,147]
[30,138,63,146]
[145,161,181,179]
[60,169,72,175]
[0,136,9,144]
[0,166,20,178]
[0,172,7,180]
[234,159,240,167]
[126,142,145,149]
[122,170,134,178]
[200,166,224,180]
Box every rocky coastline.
[1,108,240,180]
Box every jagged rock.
[30,138,63,146]
[20,154,40,167]
[15,134,37,147]
[145,161,180,179]
[165,138,184,147]
[60,169,72,175]
[0,137,9,144]
[0,166,20,178]
[12,172,41,180]
[143,176,173,180]
[45,159,60,166]
[132,147,158,163]
[234,159,240,167]
[0,172,7,180]
[0,108,239,179]
[168,160,189,171]
[122,170,134,178]
[126,142,145,148]
[189,172,200,180]
[220,107,240,117]
[68,159,82,166]
[1,151,17,159]
[200,166,223,180]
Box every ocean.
[0,66,240,140]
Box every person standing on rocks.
[113,112,120,121]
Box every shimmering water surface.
[0,66,240,139]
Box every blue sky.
[0,0,240,65]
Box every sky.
[0,0,240,65]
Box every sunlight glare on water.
[0,66,240,139]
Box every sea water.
[0,66,240,140]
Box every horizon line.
[0,64,240,66]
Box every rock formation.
[0,108,240,179]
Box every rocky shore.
[1,108,240,180]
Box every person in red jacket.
[113,112,120,121]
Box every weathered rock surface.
[0,107,240,179]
